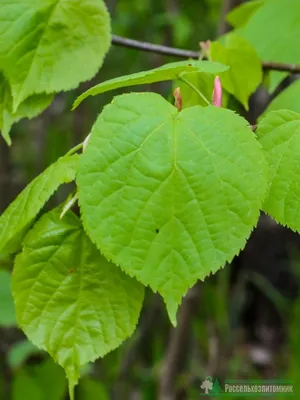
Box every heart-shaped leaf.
[12,209,144,396]
[77,92,267,324]
[257,109,300,231]
[0,0,111,110]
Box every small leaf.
[0,0,111,110]
[0,74,53,145]
[77,92,267,323]
[0,155,79,255]
[0,269,17,327]
[226,0,264,28]
[12,209,144,393]
[209,33,263,109]
[263,80,300,116]
[257,109,300,231]
[72,60,229,109]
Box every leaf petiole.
[65,142,83,156]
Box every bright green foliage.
[257,110,300,232]
[0,0,111,111]
[12,209,144,394]
[240,0,300,91]
[209,33,262,109]
[226,0,264,28]
[77,92,267,324]
[263,80,300,116]
[0,269,17,326]
[72,60,228,108]
[0,74,53,145]
[0,155,78,255]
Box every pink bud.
[212,76,222,107]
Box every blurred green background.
[1,0,300,399]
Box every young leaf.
[12,209,144,395]
[257,110,300,232]
[0,155,79,255]
[72,60,229,109]
[77,92,267,324]
[226,0,264,28]
[0,74,53,145]
[262,80,300,116]
[209,33,262,109]
[0,0,111,111]
[240,0,300,91]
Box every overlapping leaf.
[0,269,16,327]
[240,0,300,91]
[257,110,300,231]
[209,33,262,109]
[226,0,264,28]
[73,60,228,108]
[0,154,78,255]
[263,80,300,116]
[0,74,53,145]
[12,209,144,395]
[0,0,111,111]
[77,92,267,324]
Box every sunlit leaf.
[0,155,79,255]
[77,92,267,324]
[73,60,229,109]
[0,0,111,110]
[210,33,262,109]
[12,209,144,394]
[257,109,300,231]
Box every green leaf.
[72,60,229,109]
[0,154,78,255]
[77,92,267,324]
[263,80,300,116]
[12,209,144,394]
[0,74,53,145]
[257,109,300,231]
[0,0,111,111]
[240,0,300,92]
[226,0,264,28]
[0,269,17,327]
[209,33,263,109]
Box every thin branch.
[111,35,300,74]
[112,35,200,59]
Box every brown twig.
[112,35,300,74]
